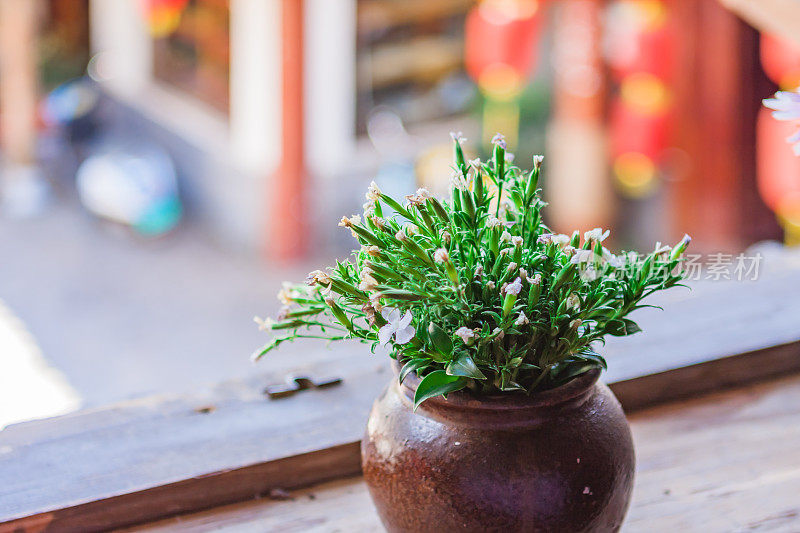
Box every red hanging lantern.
[609,97,671,161]
[758,35,800,244]
[760,33,800,90]
[756,107,800,218]
[464,0,545,99]
[606,0,673,81]
[605,0,673,198]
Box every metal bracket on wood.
[264,374,343,399]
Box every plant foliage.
[254,133,691,408]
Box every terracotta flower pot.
[361,365,635,533]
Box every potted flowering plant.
[254,133,690,532]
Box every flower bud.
[670,234,692,260]
[325,297,353,332]
[455,326,476,346]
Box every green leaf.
[446,353,486,379]
[413,370,467,410]
[399,358,427,384]
[378,289,426,301]
[427,322,453,355]
[551,362,597,386]
[606,318,642,336]
[427,350,451,363]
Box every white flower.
[306,269,332,286]
[365,181,381,201]
[518,268,528,280]
[531,273,542,285]
[455,326,475,345]
[764,91,800,155]
[653,241,671,255]
[584,227,610,244]
[505,152,515,163]
[277,283,300,305]
[406,188,431,206]
[511,236,523,247]
[474,265,484,279]
[551,234,571,247]
[362,201,376,217]
[362,245,381,257]
[450,171,469,191]
[487,214,514,229]
[533,155,544,169]
[450,131,467,144]
[515,312,529,326]
[566,293,581,311]
[569,319,583,330]
[486,215,503,229]
[433,248,450,264]
[468,158,482,170]
[371,216,387,230]
[486,281,496,290]
[507,262,518,272]
[378,308,416,346]
[369,291,384,311]
[500,230,512,243]
[253,316,272,331]
[359,268,379,291]
[504,277,523,295]
[491,133,507,149]
[537,233,554,245]
[338,214,361,228]
[570,249,595,265]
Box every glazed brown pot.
[361,365,635,533]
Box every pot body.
[361,369,634,533]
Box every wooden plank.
[125,373,800,532]
[0,359,390,533]
[1,253,800,531]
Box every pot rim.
[394,360,602,414]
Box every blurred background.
[0,0,797,426]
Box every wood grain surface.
[129,373,800,532]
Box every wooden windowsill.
[1,246,799,531]
[128,372,800,532]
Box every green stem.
[530,364,552,391]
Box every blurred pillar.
[269,0,307,261]
[0,0,40,168]
[669,1,772,251]
[230,0,282,175]
[546,0,612,234]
